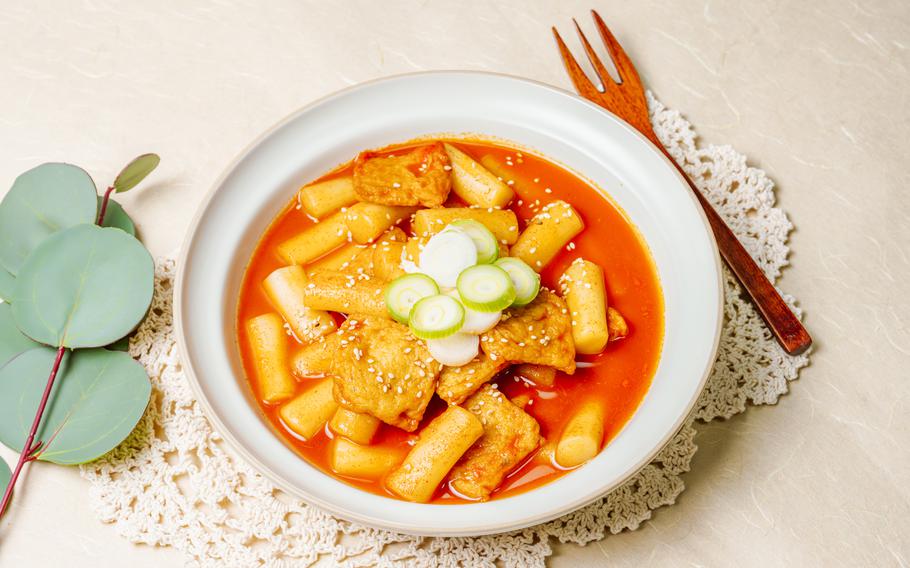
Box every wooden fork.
[553,10,811,355]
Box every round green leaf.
[0,303,40,366]
[98,196,136,236]
[114,153,160,193]
[0,268,14,303]
[0,456,10,513]
[0,163,98,275]
[12,224,154,348]
[0,347,151,465]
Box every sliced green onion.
[495,257,540,306]
[445,289,501,334]
[409,294,465,339]
[427,333,480,366]
[419,228,477,288]
[450,219,499,264]
[456,264,516,312]
[384,274,439,324]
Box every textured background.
[1,1,908,566]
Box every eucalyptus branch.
[96,185,116,225]
[0,153,159,523]
[0,345,65,517]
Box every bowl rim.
[174,70,723,536]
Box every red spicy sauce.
[236,139,664,503]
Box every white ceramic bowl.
[176,71,722,536]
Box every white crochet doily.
[80,95,810,567]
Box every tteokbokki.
[237,138,663,503]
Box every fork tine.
[572,18,615,88]
[590,10,644,89]
[552,26,601,99]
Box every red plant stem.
[0,346,66,518]
[96,185,115,226]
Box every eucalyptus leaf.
[0,268,14,303]
[0,347,151,465]
[0,163,98,276]
[114,153,160,193]
[98,196,136,236]
[0,303,40,366]
[12,224,154,348]
[108,335,131,352]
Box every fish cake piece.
[353,142,452,208]
[449,385,543,500]
[437,351,509,405]
[370,227,408,281]
[608,307,629,341]
[384,226,408,242]
[480,288,576,374]
[293,316,442,431]
[514,363,556,388]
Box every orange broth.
[236,139,664,503]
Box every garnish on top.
[383,220,540,366]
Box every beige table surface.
[1,1,908,566]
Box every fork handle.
[661,150,812,355]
